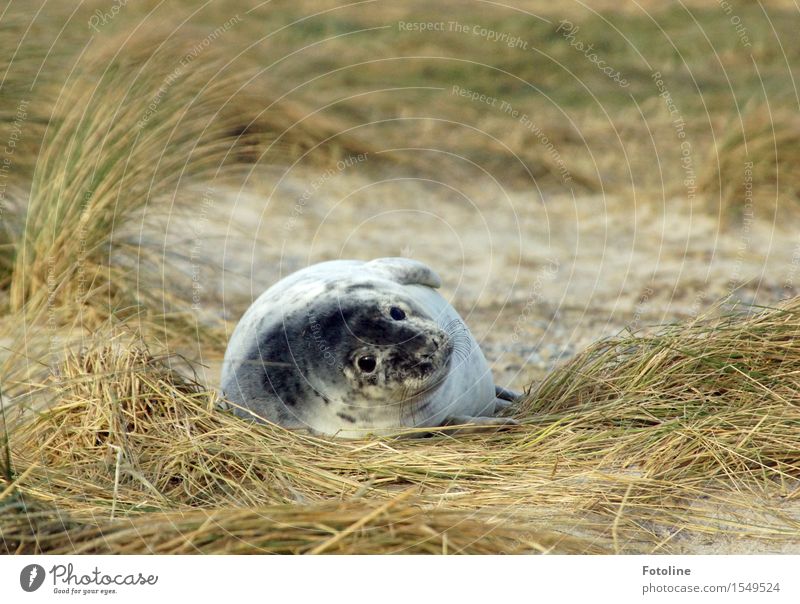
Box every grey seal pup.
[220,257,518,438]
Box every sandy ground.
[158,166,800,554]
[173,165,798,392]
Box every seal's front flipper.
[493,397,515,412]
[439,415,518,434]
[366,257,442,288]
[495,385,523,402]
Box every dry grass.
[530,299,800,488]
[0,5,76,288]
[1,496,602,555]
[9,48,232,315]
[2,298,799,554]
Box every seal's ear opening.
[366,257,442,289]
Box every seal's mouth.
[397,373,447,409]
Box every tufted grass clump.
[3,298,800,554]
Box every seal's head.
[298,283,456,426]
[320,290,451,393]
[227,279,461,435]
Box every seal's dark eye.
[357,355,377,373]
[390,306,406,321]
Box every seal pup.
[220,257,519,438]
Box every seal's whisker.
[453,346,470,366]
[448,333,472,365]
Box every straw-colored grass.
[3,297,799,554]
[1,496,602,555]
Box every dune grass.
[9,47,235,319]
[2,297,799,554]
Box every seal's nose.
[419,334,447,358]
[416,342,435,360]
